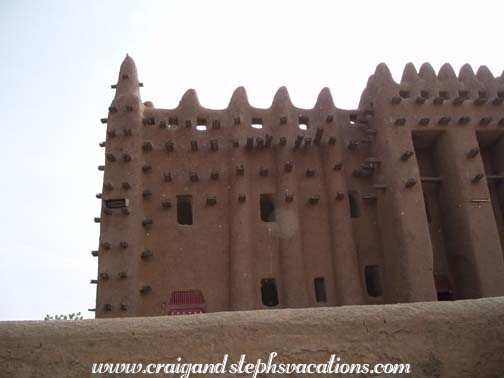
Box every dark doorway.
[261,278,279,307]
[314,277,327,303]
[365,265,383,297]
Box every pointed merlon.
[401,63,419,83]
[179,89,201,110]
[271,86,293,110]
[374,63,396,84]
[315,87,335,111]
[476,65,495,83]
[418,63,437,83]
[458,64,483,91]
[438,63,458,81]
[459,64,476,81]
[228,86,250,109]
[114,55,141,99]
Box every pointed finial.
[418,63,437,82]
[228,86,250,108]
[271,86,293,109]
[459,64,483,90]
[179,89,201,110]
[458,64,476,81]
[438,63,457,81]
[374,63,395,83]
[114,54,140,99]
[315,87,335,110]
[476,65,494,82]
[401,63,419,83]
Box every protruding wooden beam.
[405,178,417,188]
[395,118,406,126]
[284,192,294,203]
[118,271,128,279]
[142,141,153,151]
[458,116,471,125]
[472,173,484,183]
[466,148,480,159]
[306,168,316,177]
[139,285,152,294]
[142,218,153,226]
[401,151,414,161]
[189,172,199,182]
[335,191,345,200]
[141,250,153,259]
[418,118,430,127]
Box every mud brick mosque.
[91,55,504,317]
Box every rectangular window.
[348,191,361,218]
[365,265,383,297]
[260,194,275,222]
[314,277,327,303]
[177,195,193,225]
[105,198,129,209]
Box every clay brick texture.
[93,56,504,317]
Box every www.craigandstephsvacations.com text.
[91,352,412,376]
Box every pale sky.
[0,0,502,320]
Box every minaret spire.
[114,54,141,99]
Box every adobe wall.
[1,298,504,378]
[94,57,504,317]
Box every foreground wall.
[1,298,504,378]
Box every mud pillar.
[228,90,256,310]
[373,118,437,303]
[321,137,364,305]
[274,143,310,308]
[434,128,504,298]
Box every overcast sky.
[0,0,502,320]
